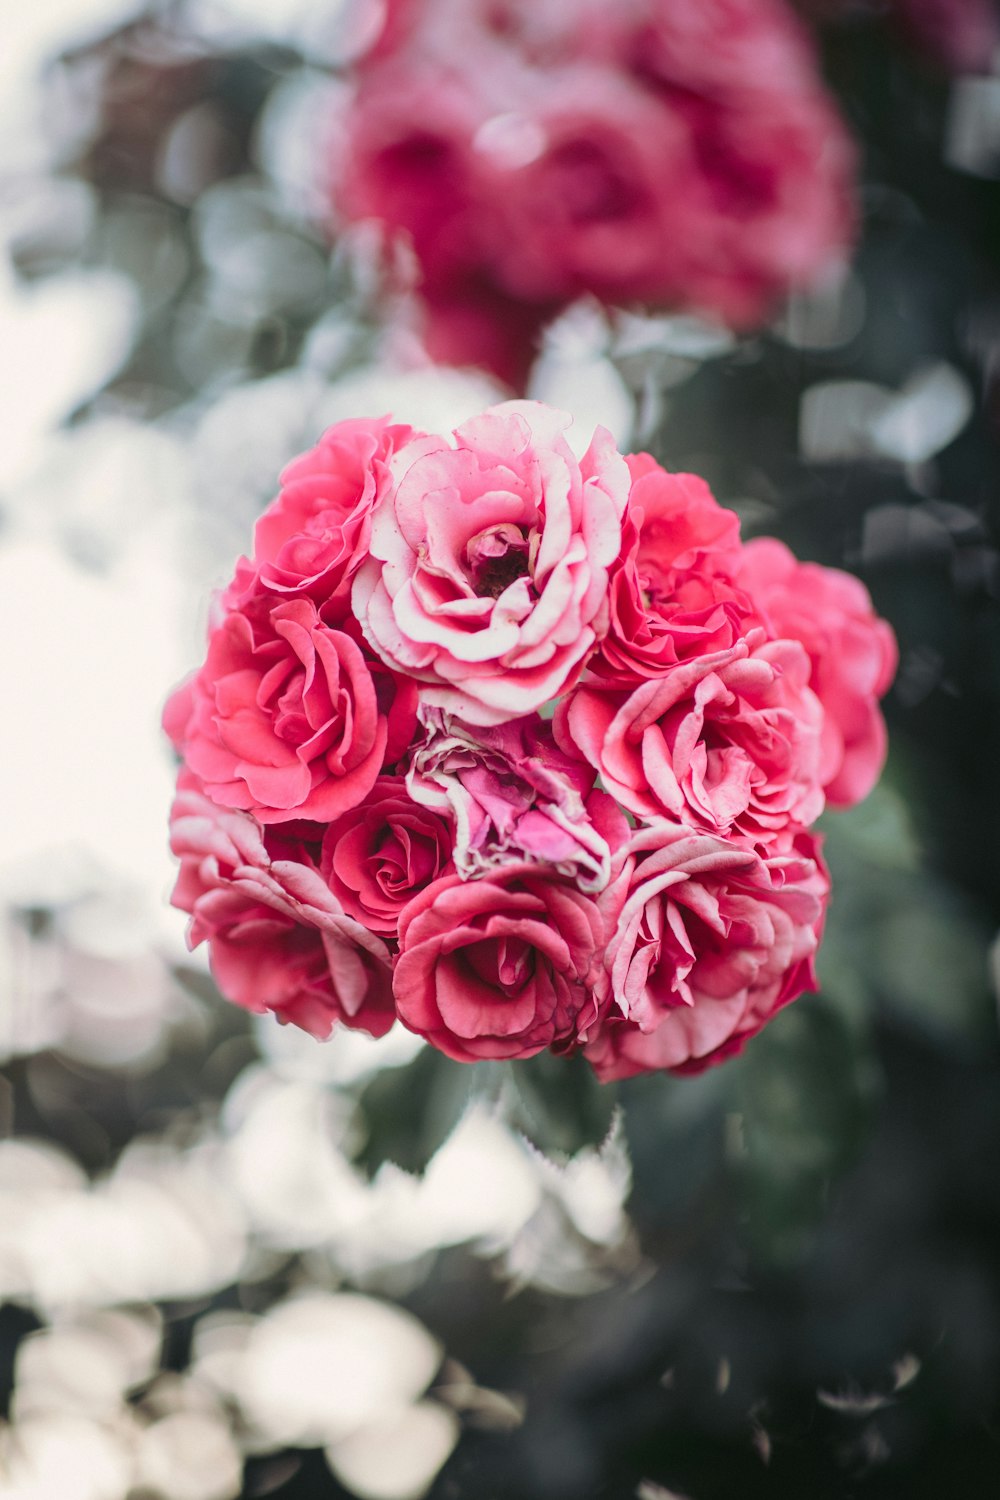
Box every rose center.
[465,523,531,599]
[463,934,534,992]
[273,668,310,743]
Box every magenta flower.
[351,401,628,725]
[586,823,828,1077]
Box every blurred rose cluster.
[331,0,858,385]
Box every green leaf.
[729,995,880,1266]
[619,1064,733,1225]
[503,1051,618,1158]
[818,778,923,874]
[355,1045,477,1176]
[354,1047,618,1176]
[819,768,995,1051]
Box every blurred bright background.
[2,1,1000,1497]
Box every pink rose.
[320,775,455,936]
[481,67,700,308]
[342,613,421,768]
[488,53,853,329]
[169,776,395,1038]
[406,709,628,891]
[351,400,628,725]
[589,453,754,688]
[362,0,633,64]
[368,0,824,83]
[228,416,427,624]
[557,629,825,845]
[334,63,495,292]
[642,83,854,330]
[585,822,828,1078]
[735,538,897,808]
[167,593,389,824]
[331,60,544,385]
[333,0,856,384]
[393,866,605,1061]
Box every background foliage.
[2,2,1000,1497]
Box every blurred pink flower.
[333,0,856,384]
[897,0,998,70]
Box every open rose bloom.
[330,0,857,385]
[166,401,895,1078]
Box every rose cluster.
[166,402,895,1079]
[331,0,857,385]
